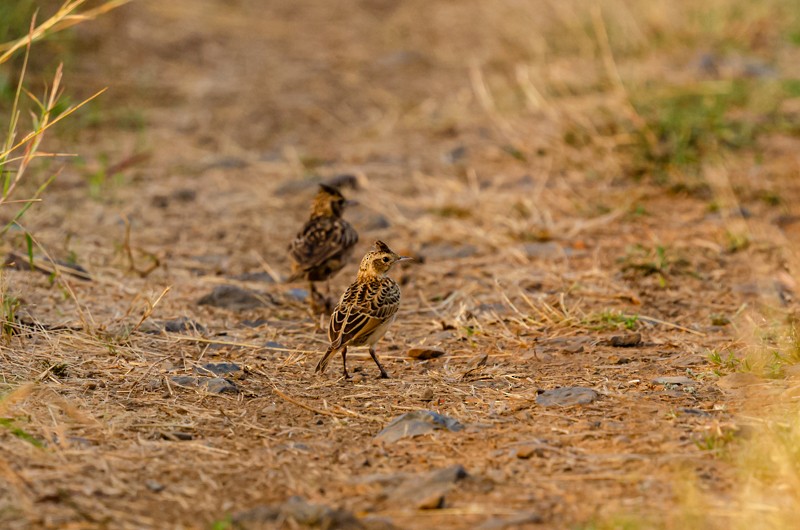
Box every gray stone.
[194,363,242,376]
[162,316,205,333]
[145,480,165,493]
[206,378,239,394]
[536,387,598,407]
[610,333,641,347]
[388,465,468,510]
[286,288,309,302]
[233,496,379,530]
[264,341,287,352]
[442,146,467,164]
[241,318,269,328]
[230,271,275,283]
[520,242,564,259]
[170,375,239,394]
[375,410,464,443]
[652,376,694,386]
[197,285,273,310]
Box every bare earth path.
[2,1,800,528]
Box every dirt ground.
[2,1,800,529]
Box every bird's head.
[311,184,355,218]
[359,240,412,278]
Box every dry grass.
[1,0,800,528]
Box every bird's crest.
[374,240,392,253]
[319,183,344,198]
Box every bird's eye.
[382,257,390,263]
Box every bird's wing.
[288,218,358,272]
[328,280,400,348]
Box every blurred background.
[2,0,799,274]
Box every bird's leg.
[308,281,317,306]
[308,281,325,314]
[324,280,335,315]
[341,347,351,380]
[369,346,390,379]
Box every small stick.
[252,250,282,283]
[637,314,705,336]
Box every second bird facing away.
[315,240,411,379]
[287,184,358,311]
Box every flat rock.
[206,378,239,394]
[229,271,275,283]
[264,341,288,352]
[406,347,445,360]
[197,285,272,310]
[286,288,309,302]
[388,465,468,510]
[681,408,711,417]
[442,145,467,164]
[170,375,238,394]
[374,410,464,443]
[610,332,642,347]
[652,376,694,386]
[145,480,165,493]
[519,241,568,259]
[233,496,379,530]
[241,318,269,328]
[535,336,591,357]
[194,362,242,376]
[162,316,206,333]
[536,387,598,407]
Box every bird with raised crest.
[287,184,358,312]
[315,240,411,379]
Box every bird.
[287,184,358,312]
[315,240,412,379]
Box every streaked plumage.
[287,184,358,310]
[315,240,411,379]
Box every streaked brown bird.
[287,184,358,311]
[315,240,411,379]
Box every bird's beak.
[344,199,359,208]
[396,256,414,263]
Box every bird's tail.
[314,346,339,374]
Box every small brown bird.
[315,240,411,379]
[287,184,358,310]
